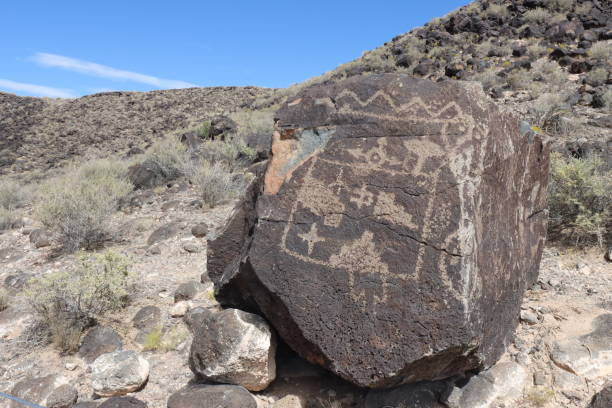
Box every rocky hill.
[0,87,274,177]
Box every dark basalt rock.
[79,326,123,362]
[589,384,612,408]
[167,384,256,408]
[98,397,147,408]
[208,74,550,388]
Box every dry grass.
[0,207,23,231]
[524,8,552,23]
[142,326,188,352]
[588,41,611,61]
[189,160,251,208]
[586,68,609,87]
[0,178,30,210]
[34,159,132,250]
[485,4,510,18]
[0,288,8,312]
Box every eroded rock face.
[209,74,550,388]
[91,350,150,397]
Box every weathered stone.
[365,381,450,408]
[184,306,212,330]
[73,402,99,408]
[132,306,161,331]
[272,395,306,408]
[174,282,200,302]
[147,222,181,246]
[550,314,612,379]
[209,115,237,139]
[170,301,191,317]
[181,242,201,253]
[166,384,256,408]
[29,228,53,248]
[97,397,147,408]
[9,375,66,408]
[208,74,550,388]
[46,384,78,408]
[189,308,276,391]
[444,362,528,408]
[190,223,208,238]
[79,327,123,363]
[589,384,612,408]
[91,350,149,397]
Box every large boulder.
[208,74,550,388]
[188,308,276,391]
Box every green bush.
[548,153,611,246]
[25,251,134,350]
[34,159,132,251]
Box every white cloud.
[31,53,196,89]
[0,79,76,98]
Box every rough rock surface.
[589,384,612,408]
[209,73,550,388]
[166,384,257,408]
[97,397,147,408]
[46,384,79,408]
[79,326,123,363]
[188,308,276,391]
[8,375,67,408]
[91,350,150,397]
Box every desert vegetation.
[25,250,134,352]
[0,178,29,231]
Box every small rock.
[147,222,180,246]
[91,350,149,397]
[161,200,181,211]
[181,242,201,253]
[132,306,161,331]
[146,245,161,255]
[273,395,306,408]
[167,384,256,408]
[184,307,212,330]
[520,310,539,325]
[533,371,547,385]
[79,327,123,363]
[171,301,191,318]
[189,308,276,391]
[9,375,61,408]
[577,262,592,275]
[65,362,78,371]
[191,223,208,238]
[46,384,78,408]
[98,397,147,408]
[174,282,200,302]
[29,228,53,248]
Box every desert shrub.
[139,135,190,184]
[196,120,212,139]
[485,4,510,18]
[586,68,609,87]
[527,43,547,59]
[35,160,132,250]
[507,69,533,90]
[190,160,251,208]
[198,137,256,172]
[25,251,134,350]
[548,153,611,246]
[589,41,611,61]
[526,59,569,96]
[470,70,500,90]
[544,0,573,11]
[142,327,163,351]
[0,207,22,231]
[0,178,30,210]
[0,288,8,312]
[524,8,551,23]
[143,326,188,352]
[530,92,573,134]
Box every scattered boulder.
[189,308,276,391]
[444,362,528,408]
[589,384,612,408]
[209,115,237,139]
[98,397,147,408]
[132,306,161,331]
[190,223,208,238]
[181,241,201,253]
[29,228,53,248]
[170,301,191,317]
[9,375,65,408]
[167,384,256,408]
[147,222,181,246]
[127,162,166,190]
[46,384,78,408]
[73,402,99,408]
[209,74,550,387]
[550,313,612,379]
[91,350,150,397]
[79,326,123,363]
[184,306,211,330]
[174,282,200,302]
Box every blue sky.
[1,1,469,98]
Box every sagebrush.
[548,153,611,246]
[138,135,190,185]
[25,251,134,350]
[190,160,251,208]
[34,159,132,250]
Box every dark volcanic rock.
[79,326,123,362]
[589,384,612,408]
[210,115,237,139]
[98,397,147,408]
[208,74,550,388]
[167,384,256,408]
